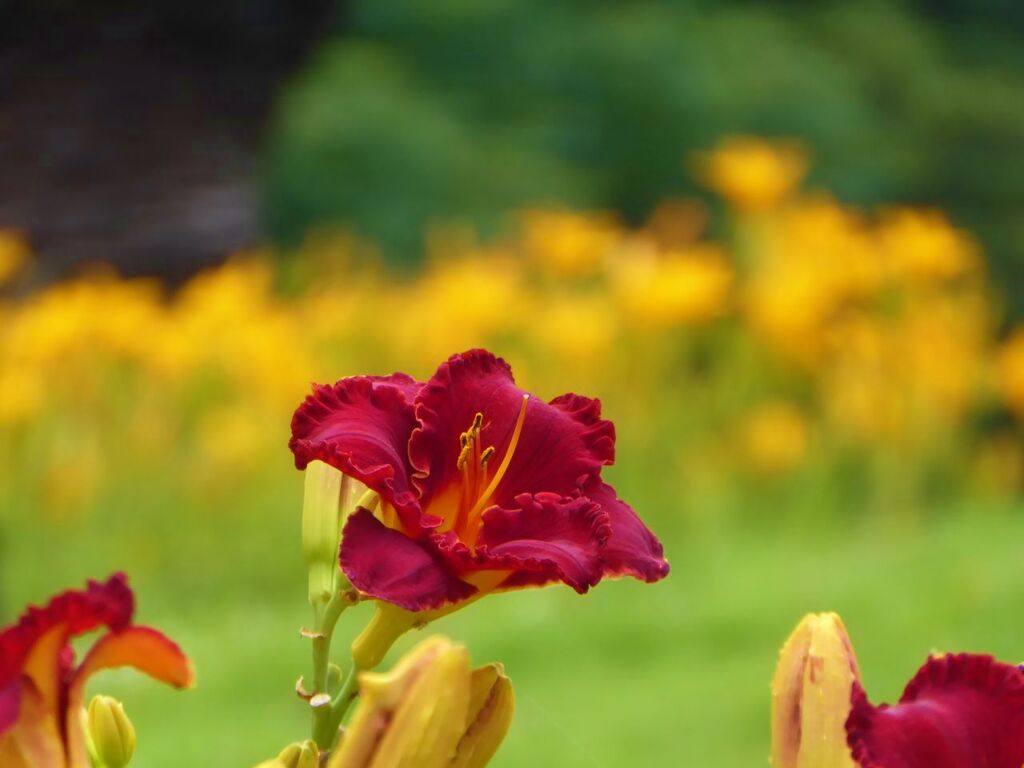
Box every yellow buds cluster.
[771,612,860,768]
[254,740,320,768]
[86,695,136,768]
[330,636,514,768]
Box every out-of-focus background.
[3,1,1024,765]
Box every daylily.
[289,349,668,613]
[846,653,1024,768]
[0,573,194,768]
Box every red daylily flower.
[290,349,669,612]
[0,574,194,768]
[846,653,1024,768]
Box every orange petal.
[65,626,194,768]
[0,679,65,768]
[73,626,194,690]
[19,625,67,718]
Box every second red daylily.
[0,574,193,768]
[290,349,669,612]
[847,653,1024,768]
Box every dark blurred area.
[0,0,334,284]
[4,0,1024,310]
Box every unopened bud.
[450,663,515,768]
[330,636,472,768]
[86,695,136,768]
[771,612,860,768]
[302,461,349,607]
[254,740,320,768]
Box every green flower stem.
[311,593,346,691]
[313,659,363,749]
[309,590,354,750]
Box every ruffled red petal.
[847,653,1024,768]
[339,507,477,611]
[366,373,423,403]
[409,350,615,509]
[582,478,670,582]
[290,376,421,516]
[474,492,611,593]
[0,574,133,687]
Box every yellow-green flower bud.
[330,636,472,768]
[450,663,515,768]
[253,740,320,768]
[771,612,860,768]
[86,695,136,768]
[302,461,354,608]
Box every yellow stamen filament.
[465,394,529,529]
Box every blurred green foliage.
[264,0,1024,309]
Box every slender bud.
[771,612,860,768]
[302,461,349,608]
[86,695,136,768]
[450,663,515,768]
[329,636,472,768]
[253,740,320,768]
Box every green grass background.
[3,450,1021,767]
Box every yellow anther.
[480,446,496,465]
[457,444,472,471]
[471,412,483,431]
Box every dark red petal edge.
[366,373,423,404]
[548,393,616,468]
[339,507,477,612]
[0,574,134,686]
[582,478,669,582]
[469,492,612,594]
[847,653,1024,768]
[290,375,422,517]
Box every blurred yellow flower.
[0,364,44,425]
[741,401,810,476]
[695,137,808,212]
[878,208,980,285]
[520,209,622,277]
[995,329,1024,418]
[527,292,615,370]
[382,256,525,368]
[613,244,733,329]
